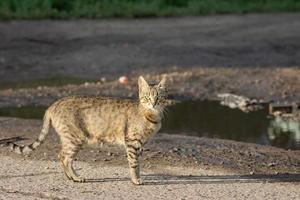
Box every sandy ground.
[0,156,299,200]
[1,117,299,174]
[0,14,300,199]
[0,117,299,199]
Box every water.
[0,77,97,90]
[0,101,299,150]
[161,101,300,150]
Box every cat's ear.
[158,74,167,89]
[138,76,149,92]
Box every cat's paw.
[72,177,85,183]
[131,178,143,185]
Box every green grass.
[0,0,299,19]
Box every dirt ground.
[1,156,299,200]
[0,67,299,109]
[0,13,300,82]
[0,117,299,199]
[0,14,300,199]
[0,156,299,200]
[0,13,299,107]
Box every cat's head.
[138,75,167,111]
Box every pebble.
[119,76,129,85]
[100,77,106,82]
[267,162,276,167]
[172,147,179,152]
[107,152,113,156]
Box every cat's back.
[48,96,138,116]
[47,96,140,144]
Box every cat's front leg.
[125,140,143,185]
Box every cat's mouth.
[151,105,165,113]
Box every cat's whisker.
[162,107,169,115]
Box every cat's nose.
[151,97,158,106]
[150,99,155,105]
[149,102,155,109]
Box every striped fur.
[8,110,51,155]
[6,75,167,185]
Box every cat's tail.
[8,110,51,155]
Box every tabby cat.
[7,76,167,185]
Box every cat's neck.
[138,105,163,124]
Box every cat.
[6,75,167,185]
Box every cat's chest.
[148,122,161,133]
[139,122,161,139]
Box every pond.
[162,100,299,150]
[0,100,299,150]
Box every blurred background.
[0,0,299,150]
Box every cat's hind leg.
[59,136,84,183]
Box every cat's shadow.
[83,173,300,185]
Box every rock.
[170,147,179,153]
[268,162,276,167]
[107,152,113,156]
[119,76,129,85]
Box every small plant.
[0,0,299,19]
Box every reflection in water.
[0,101,299,150]
[268,117,300,150]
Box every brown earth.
[0,14,300,199]
[0,67,299,108]
[0,13,300,83]
[0,14,300,106]
[0,117,299,174]
[0,117,299,199]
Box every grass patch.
[0,0,299,19]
